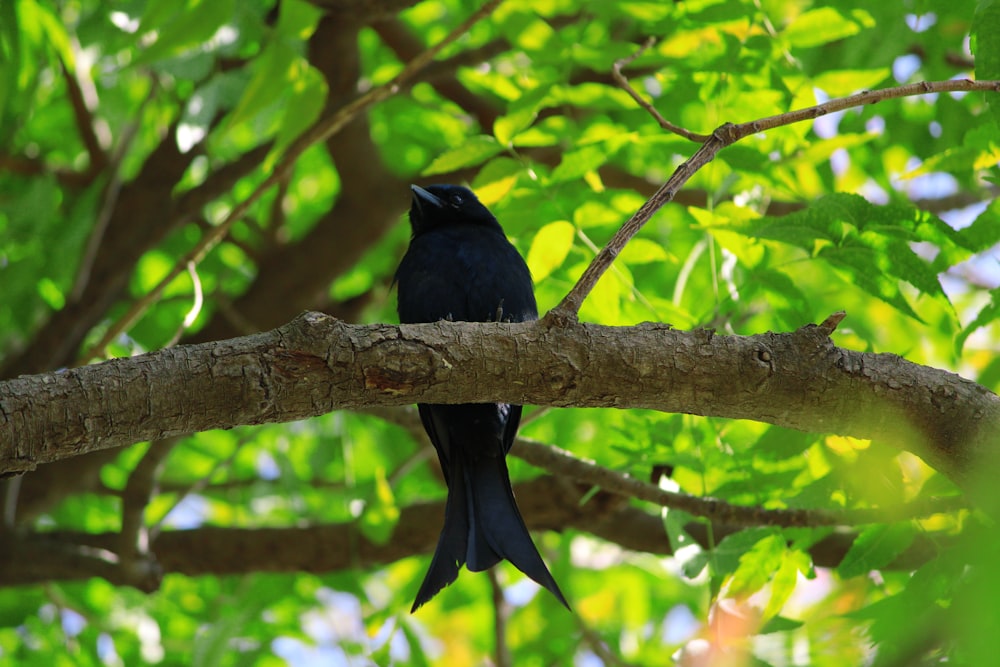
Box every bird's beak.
[410,184,445,212]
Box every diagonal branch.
[358,405,966,527]
[58,54,107,177]
[548,77,1000,321]
[76,0,508,365]
[611,37,710,143]
[513,439,966,527]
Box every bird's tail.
[411,448,569,612]
[411,451,470,612]
[464,452,570,609]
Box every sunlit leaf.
[472,157,524,205]
[782,8,874,48]
[421,136,503,175]
[620,238,669,264]
[527,220,575,281]
[359,467,400,545]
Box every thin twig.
[513,438,966,528]
[119,438,178,572]
[575,615,643,667]
[548,78,1000,320]
[162,263,204,348]
[147,438,248,540]
[519,405,552,426]
[76,0,508,366]
[70,77,159,303]
[490,569,512,667]
[58,54,107,175]
[2,476,21,529]
[387,448,434,487]
[612,37,710,143]
[357,406,966,527]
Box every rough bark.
[3,312,997,493]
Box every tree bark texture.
[3,312,997,492]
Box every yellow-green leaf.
[783,8,874,49]
[527,221,575,282]
[620,238,669,265]
[422,136,503,176]
[358,467,400,546]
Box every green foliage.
[1,0,999,665]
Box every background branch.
[0,477,949,588]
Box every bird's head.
[408,184,501,235]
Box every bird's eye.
[450,194,464,206]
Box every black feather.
[396,184,568,612]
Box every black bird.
[396,184,568,612]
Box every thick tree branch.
[2,313,997,494]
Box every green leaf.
[956,287,1000,355]
[275,0,322,39]
[551,136,633,182]
[782,8,874,48]
[718,193,956,321]
[812,69,890,96]
[838,523,917,579]
[547,82,638,110]
[421,136,503,175]
[759,615,805,635]
[974,0,1000,127]
[573,200,628,229]
[728,534,786,597]
[578,259,633,324]
[682,550,711,579]
[618,2,674,22]
[269,61,327,165]
[663,507,698,553]
[741,269,814,327]
[764,549,812,621]
[620,238,669,264]
[551,144,611,182]
[527,221,575,281]
[906,130,1000,181]
[358,467,400,545]
[135,0,237,64]
[17,0,73,66]
[709,528,781,580]
[495,107,538,146]
[220,40,296,140]
[191,576,274,667]
[959,197,1000,254]
[472,157,524,204]
[751,426,816,462]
